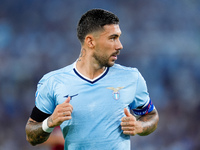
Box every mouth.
[111,51,120,60]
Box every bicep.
[35,78,56,114]
[129,70,150,111]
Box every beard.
[93,50,119,67]
[94,55,113,67]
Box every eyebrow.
[109,34,120,38]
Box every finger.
[65,106,73,113]
[124,108,131,117]
[59,108,73,116]
[121,122,129,126]
[121,126,134,131]
[64,97,71,103]
[58,116,72,122]
[64,116,72,120]
[62,111,72,117]
[57,104,73,113]
[61,103,73,111]
[121,116,130,122]
[123,131,136,136]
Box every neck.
[76,48,106,80]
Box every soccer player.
[25,9,159,150]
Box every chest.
[53,76,137,116]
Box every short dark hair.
[77,9,119,44]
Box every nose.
[116,39,123,50]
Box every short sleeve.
[35,76,56,114]
[129,70,150,110]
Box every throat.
[75,61,107,80]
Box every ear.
[85,35,95,48]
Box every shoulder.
[110,64,140,75]
[109,64,144,83]
[39,63,74,84]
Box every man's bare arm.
[25,97,73,146]
[25,118,50,146]
[137,108,159,136]
[121,108,159,136]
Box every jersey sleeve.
[35,76,56,114]
[129,69,154,115]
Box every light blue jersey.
[35,62,151,150]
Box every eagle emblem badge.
[107,87,124,100]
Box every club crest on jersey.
[107,87,124,100]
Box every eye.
[110,36,117,41]
[109,34,120,41]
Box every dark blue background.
[0,0,199,149]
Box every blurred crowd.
[0,0,200,150]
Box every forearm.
[25,118,50,146]
[137,108,159,136]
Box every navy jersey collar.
[73,62,109,84]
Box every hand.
[47,97,73,128]
[121,108,143,136]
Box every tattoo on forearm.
[137,109,159,136]
[25,119,50,146]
